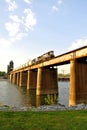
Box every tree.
[0,71,6,76]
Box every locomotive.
[28,51,55,65]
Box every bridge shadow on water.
[20,81,69,107]
[20,87,58,107]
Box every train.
[14,51,55,70]
[28,51,55,65]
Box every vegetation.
[0,110,87,130]
[0,71,6,76]
[58,73,70,78]
[44,94,58,105]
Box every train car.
[34,51,54,64]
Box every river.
[0,80,69,107]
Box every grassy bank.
[0,110,87,130]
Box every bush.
[44,94,58,105]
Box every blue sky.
[0,0,87,72]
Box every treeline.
[0,71,6,76]
[58,73,70,78]
[58,73,70,81]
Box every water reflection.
[21,88,58,107]
[0,80,69,107]
[58,81,69,106]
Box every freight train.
[28,51,55,65]
[15,51,55,70]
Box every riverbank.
[0,110,87,130]
[0,104,87,130]
[0,103,87,111]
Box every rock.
[0,103,87,111]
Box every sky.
[0,0,87,72]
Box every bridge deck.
[11,46,87,73]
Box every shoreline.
[0,103,87,111]
[58,77,70,81]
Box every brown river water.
[0,80,69,107]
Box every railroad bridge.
[9,46,87,106]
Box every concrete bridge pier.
[69,58,87,106]
[76,59,87,104]
[69,59,76,106]
[16,72,20,86]
[12,73,16,84]
[10,74,13,83]
[36,67,58,95]
[19,71,27,87]
[27,70,37,90]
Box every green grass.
[0,110,87,130]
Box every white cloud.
[5,0,37,36]
[9,15,21,23]
[23,9,37,30]
[52,6,58,12]
[51,0,63,13]
[4,8,37,43]
[5,0,11,2]
[5,0,17,11]
[15,32,27,40]
[57,0,63,5]
[0,0,37,71]
[4,1,37,47]
[5,8,37,37]
[5,20,27,41]
[24,0,31,4]
[69,38,87,50]
[5,21,20,37]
